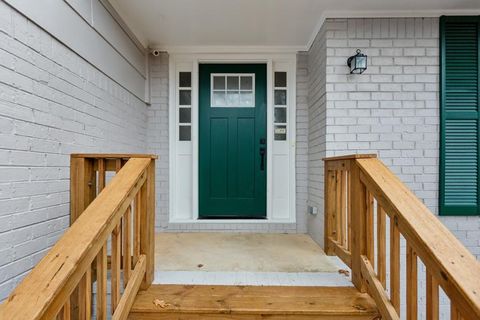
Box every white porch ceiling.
[108,0,480,51]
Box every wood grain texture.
[128,285,379,319]
[377,205,386,288]
[426,271,439,320]
[406,244,417,320]
[97,245,108,320]
[0,158,151,320]
[325,169,337,255]
[356,157,480,320]
[359,256,399,320]
[390,216,400,314]
[112,255,146,320]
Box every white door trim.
[169,52,296,224]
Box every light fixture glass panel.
[240,76,253,90]
[274,108,287,123]
[212,92,226,106]
[274,125,287,141]
[179,126,191,141]
[274,90,287,105]
[227,76,239,90]
[179,108,191,123]
[179,72,191,87]
[179,90,191,105]
[356,56,367,70]
[240,92,254,106]
[275,72,287,87]
[213,76,225,90]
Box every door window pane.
[179,108,191,123]
[275,72,287,87]
[180,90,191,105]
[274,90,287,105]
[240,76,253,90]
[179,126,191,141]
[213,92,226,106]
[274,108,287,123]
[227,76,239,90]
[179,72,191,87]
[213,76,225,90]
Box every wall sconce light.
[347,49,367,74]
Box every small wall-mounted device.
[151,49,161,57]
[308,206,318,215]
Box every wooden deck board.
[128,285,379,319]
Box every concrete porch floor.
[153,233,352,287]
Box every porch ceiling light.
[347,49,367,74]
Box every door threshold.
[170,219,296,224]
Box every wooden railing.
[324,154,480,320]
[0,154,156,320]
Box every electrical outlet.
[308,206,318,215]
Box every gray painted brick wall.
[306,17,480,318]
[0,3,148,301]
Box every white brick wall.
[0,3,148,301]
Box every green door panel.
[199,64,267,219]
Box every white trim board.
[169,53,297,225]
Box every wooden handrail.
[0,156,156,320]
[324,155,480,320]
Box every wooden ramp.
[128,285,380,319]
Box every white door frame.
[169,52,296,224]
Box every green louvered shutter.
[440,16,480,216]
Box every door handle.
[260,147,266,171]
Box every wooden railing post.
[350,160,367,292]
[140,159,155,289]
[324,165,336,255]
[70,156,96,224]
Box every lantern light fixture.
[347,49,367,74]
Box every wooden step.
[128,285,380,319]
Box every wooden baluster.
[346,170,352,251]
[96,245,107,320]
[365,191,374,265]
[426,271,439,320]
[123,205,132,286]
[335,171,342,244]
[390,215,400,315]
[111,159,123,313]
[134,192,141,266]
[377,205,386,288]
[406,243,418,320]
[339,170,347,247]
[57,299,71,320]
[78,269,91,320]
[111,223,121,313]
[324,168,336,255]
[451,305,461,320]
[98,158,106,192]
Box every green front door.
[199,64,267,219]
